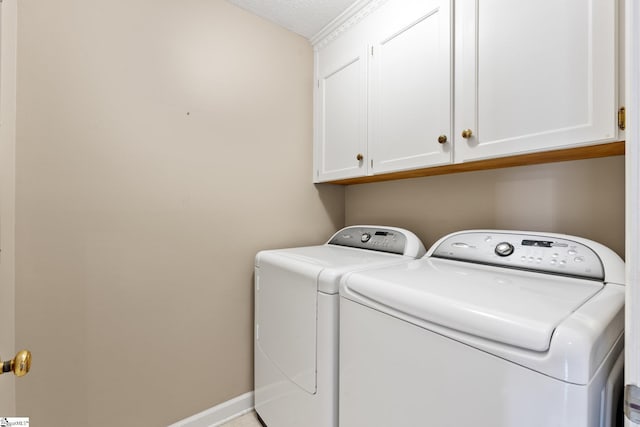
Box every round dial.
[495,242,515,257]
[361,233,371,243]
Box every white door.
[625,1,640,425]
[314,34,368,182]
[369,0,452,174]
[455,0,618,163]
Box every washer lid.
[256,244,412,294]
[342,258,604,352]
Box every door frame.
[626,0,640,425]
[0,0,18,416]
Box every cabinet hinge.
[371,46,374,56]
[317,80,320,89]
[625,384,640,422]
[370,159,373,168]
[619,107,626,131]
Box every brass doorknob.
[437,135,447,144]
[461,129,473,139]
[356,153,364,161]
[1,350,32,377]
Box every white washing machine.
[339,230,625,427]
[254,225,426,427]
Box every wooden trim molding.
[325,141,625,185]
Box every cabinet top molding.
[311,0,389,49]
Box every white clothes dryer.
[340,230,625,427]
[254,225,426,427]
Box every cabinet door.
[455,0,618,163]
[369,0,452,174]
[314,36,368,182]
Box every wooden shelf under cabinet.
[324,141,625,186]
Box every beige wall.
[346,156,625,257]
[15,1,343,425]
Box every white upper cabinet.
[314,0,453,182]
[369,0,452,174]
[454,0,619,162]
[315,29,368,182]
[313,0,620,182]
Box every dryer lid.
[342,258,604,352]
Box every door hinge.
[317,80,320,89]
[619,107,626,131]
[371,46,374,56]
[370,159,373,168]
[625,384,640,422]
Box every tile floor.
[221,411,263,427]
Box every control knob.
[495,242,514,257]
[361,233,371,243]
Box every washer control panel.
[432,232,604,280]
[329,226,407,255]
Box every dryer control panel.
[431,231,605,280]
[328,226,418,256]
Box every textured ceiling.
[227,0,357,39]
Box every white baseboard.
[168,391,255,427]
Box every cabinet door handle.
[437,135,448,144]
[461,129,473,139]
[356,153,364,161]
